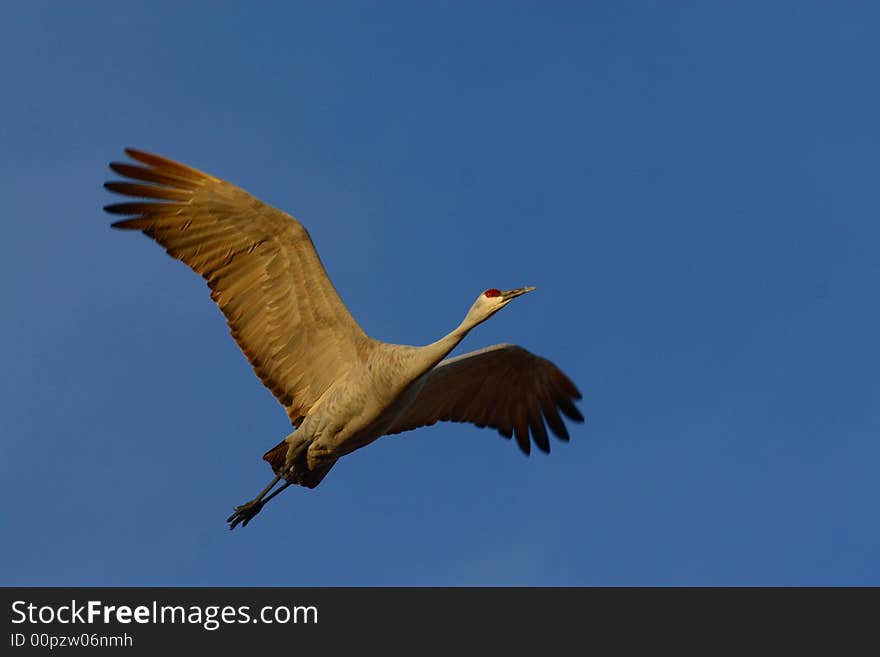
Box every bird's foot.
[227,499,265,530]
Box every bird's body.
[105,149,584,528]
[277,341,435,486]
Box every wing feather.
[384,344,583,455]
[105,148,373,425]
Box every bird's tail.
[262,439,288,475]
[262,437,336,488]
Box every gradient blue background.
[2,2,878,585]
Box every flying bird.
[104,149,584,529]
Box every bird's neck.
[414,320,473,373]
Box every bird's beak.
[501,286,536,301]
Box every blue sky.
[2,2,878,585]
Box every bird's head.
[463,286,536,328]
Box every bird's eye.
[484,289,501,298]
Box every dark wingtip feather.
[104,203,130,215]
[109,161,196,187]
[555,371,583,400]
[513,413,532,456]
[109,161,132,176]
[530,415,551,454]
[121,148,209,182]
[558,398,584,423]
[104,181,191,201]
[124,147,154,162]
[533,432,551,454]
[542,404,569,441]
[110,217,147,230]
[104,202,151,215]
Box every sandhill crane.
[104,149,584,529]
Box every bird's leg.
[258,478,296,506]
[226,474,283,530]
[226,438,311,530]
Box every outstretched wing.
[105,148,373,425]
[384,344,583,454]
